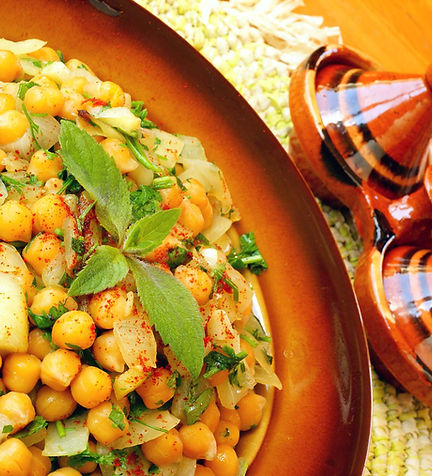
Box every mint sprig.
[59,121,132,242]
[128,257,204,379]
[68,246,129,297]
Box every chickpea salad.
[0,38,281,476]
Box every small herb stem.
[152,176,175,190]
[125,136,162,173]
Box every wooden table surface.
[296,0,432,74]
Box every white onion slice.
[176,458,197,476]
[41,252,66,287]
[0,180,7,206]
[0,38,46,55]
[201,214,232,243]
[42,414,89,456]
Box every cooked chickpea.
[29,47,60,62]
[195,465,215,476]
[0,149,6,172]
[0,110,28,145]
[159,183,184,208]
[35,385,77,422]
[52,310,96,350]
[70,365,112,409]
[92,331,125,373]
[40,349,81,391]
[23,233,64,275]
[179,198,205,236]
[28,328,52,360]
[136,368,175,409]
[0,438,33,475]
[59,440,97,473]
[101,138,138,174]
[200,400,220,433]
[61,77,88,95]
[3,352,41,393]
[86,401,128,445]
[31,76,58,90]
[88,287,128,329]
[174,265,213,305]
[0,50,21,82]
[214,420,240,447]
[44,177,64,193]
[65,59,94,75]
[0,200,32,242]
[236,392,266,431]
[29,446,52,476]
[141,428,183,466]
[205,444,239,476]
[184,178,208,209]
[179,422,217,460]
[48,468,81,476]
[218,406,241,428]
[24,86,64,116]
[0,93,16,114]
[200,200,214,229]
[0,392,35,433]
[83,80,125,107]
[32,194,70,234]
[59,90,84,121]
[28,150,64,182]
[31,285,77,315]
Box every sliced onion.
[216,377,250,410]
[20,427,47,447]
[0,38,46,55]
[140,129,184,169]
[19,57,42,76]
[128,163,153,186]
[176,458,197,476]
[90,106,141,135]
[76,115,124,141]
[178,135,207,162]
[33,114,61,150]
[0,180,7,205]
[254,343,282,390]
[113,310,157,369]
[207,310,240,351]
[41,251,66,287]
[113,367,148,400]
[42,414,89,456]
[1,131,34,157]
[170,376,191,422]
[62,216,79,274]
[111,410,180,449]
[201,214,232,243]
[41,61,71,85]
[0,242,33,290]
[163,345,189,379]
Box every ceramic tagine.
[289,44,432,405]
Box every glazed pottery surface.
[289,44,432,406]
[0,2,372,474]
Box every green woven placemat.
[136,1,432,473]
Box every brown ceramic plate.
[1,1,372,474]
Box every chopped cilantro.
[56,49,65,62]
[57,169,83,194]
[249,327,272,343]
[184,384,213,425]
[166,370,182,390]
[21,103,42,149]
[149,464,160,474]
[28,302,68,329]
[166,246,191,269]
[71,236,85,255]
[203,345,248,380]
[131,100,156,129]
[14,416,47,439]
[2,425,12,434]
[228,231,268,275]
[211,263,239,301]
[130,185,162,222]
[109,404,126,430]
[68,447,125,468]
[17,80,39,100]
[128,392,147,420]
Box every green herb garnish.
[14,416,47,439]
[109,404,126,430]
[203,345,248,379]
[28,302,68,329]
[130,185,162,222]
[228,231,268,275]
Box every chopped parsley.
[2,425,12,434]
[203,345,248,381]
[68,447,127,468]
[212,263,239,301]
[28,302,69,330]
[130,185,162,222]
[166,246,191,269]
[228,231,268,275]
[184,384,213,425]
[14,416,47,440]
[71,236,85,255]
[109,404,126,430]
[17,80,39,100]
[131,100,156,129]
[57,169,83,194]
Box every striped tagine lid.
[315,61,432,199]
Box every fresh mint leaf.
[14,416,47,439]
[130,185,162,222]
[123,208,180,256]
[128,257,204,379]
[59,121,132,242]
[228,231,268,275]
[68,245,128,296]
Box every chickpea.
[236,392,266,431]
[200,400,220,433]
[35,386,77,422]
[136,368,175,409]
[0,392,35,433]
[144,234,181,263]
[200,200,214,229]
[86,401,128,445]
[205,444,239,476]
[61,77,88,95]
[184,179,208,209]
[40,349,81,391]
[174,265,213,305]
[159,183,184,208]
[31,285,77,316]
[44,177,64,194]
[28,150,63,182]
[179,198,205,236]
[0,438,33,475]
[59,90,84,121]
[23,233,64,275]
[0,50,21,82]
[0,200,32,242]
[0,149,6,172]
[3,352,41,393]
[0,93,16,114]
[29,47,60,62]
[179,422,216,460]
[88,287,128,329]
[31,76,59,90]
[70,365,112,409]
[59,440,97,473]
[0,110,28,145]
[83,81,125,107]
[32,194,70,234]
[218,406,241,428]
[207,369,228,387]
[100,138,138,174]
[195,465,215,476]
[29,446,51,476]
[52,310,96,350]
[48,468,81,476]
[24,86,64,117]
[214,420,240,447]
[141,428,183,466]
[28,328,52,360]
[92,331,125,373]
[65,59,94,75]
